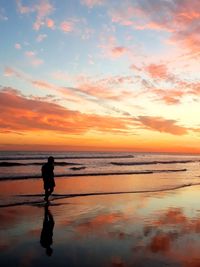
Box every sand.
[1,176,200,267]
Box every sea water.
[0,151,200,207]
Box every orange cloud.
[145,64,169,79]
[0,87,133,135]
[137,116,188,135]
[150,88,186,105]
[46,18,54,29]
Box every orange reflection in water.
[2,179,200,266]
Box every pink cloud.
[15,43,21,50]
[151,88,187,105]
[17,0,54,31]
[100,36,129,59]
[16,0,34,14]
[51,71,70,81]
[76,75,135,101]
[4,67,20,77]
[60,21,74,33]
[145,64,169,79]
[33,0,54,31]
[111,46,128,58]
[31,80,55,90]
[81,0,105,8]
[25,51,44,66]
[108,0,200,55]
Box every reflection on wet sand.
[40,204,55,256]
[2,185,200,266]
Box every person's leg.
[49,187,54,197]
[44,188,49,201]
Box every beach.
[1,152,200,266]
[1,175,200,266]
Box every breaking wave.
[110,160,198,166]
[0,168,187,181]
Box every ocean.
[0,151,200,207]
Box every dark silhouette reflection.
[40,204,55,256]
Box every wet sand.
[1,175,200,266]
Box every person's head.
[48,156,54,164]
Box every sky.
[0,0,200,152]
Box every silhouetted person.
[41,156,55,202]
[40,204,55,256]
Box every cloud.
[137,116,188,135]
[33,0,54,31]
[14,43,21,49]
[16,0,34,14]
[145,64,169,80]
[148,78,200,105]
[60,21,74,33]
[31,80,55,90]
[150,88,186,105]
[46,18,54,29]
[25,51,44,66]
[99,36,129,59]
[130,62,200,105]
[108,0,200,55]
[81,0,105,8]
[111,46,128,58]
[16,0,54,31]
[0,7,8,21]
[4,67,20,78]
[0,85,188,135]
[0,87,133,135]
[36,34,47,42]
[76,74,135,101]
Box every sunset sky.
[1,0,200,152]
